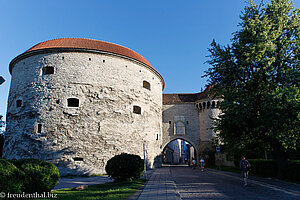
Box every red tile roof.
[9,38,164,89]
[163,86,212,104]
[24,38,153,68]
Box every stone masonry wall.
[197,99,222,152]
[4,51,163,175]
[162,103,200,157]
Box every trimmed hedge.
[247,159,300,182]
[248,159,277,178]
[0,159,24,193]
[11,159,60,193]
[105,153,144,182]
[284,160,300,182]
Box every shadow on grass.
[47,179,147,200]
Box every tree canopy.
[204,0,299,160]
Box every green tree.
[0,115,5,157]
[204,0,299,178]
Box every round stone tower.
[4,38,164,175]
[195,87,221,152]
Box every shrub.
[284,160,300,182]
[105,153,144,182]
[11,158,60,193]
[0,159,24,193]
[248,159,277,178]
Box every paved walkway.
[137,167,181,200]
[53,167,299,199]
[54,176,113,190]
[137,166,300,200]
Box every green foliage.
[0,115,4,157]
[53,179,146,200]
[0,159,24,193]
[248,159,278,177]
[284,160,300,181]
[105,153,144,182]
[11,158,60,193]
[0,134,3,158]
[247,159,300,181]
[204,0,299,166]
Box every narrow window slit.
[37,124,42,133]
[16,100,22,107]
[73,157,84,162]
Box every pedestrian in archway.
[240,156,251,186]
[192,158,196,169]
[200,157,205,171]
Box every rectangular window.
[67,98,79,107]
[133,106,141,114]
[43,66,54,75]
[143,81,151,90]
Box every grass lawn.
[44,179,146,200]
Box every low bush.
[0,159,24,193]
[248,159,277,178]
[284,160,300,182]
[105,153,144,182]
[11,158,60,193]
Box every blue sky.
[0,0,299,119]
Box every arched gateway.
[162,88,221,165]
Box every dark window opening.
[212,101,215,108]
[143,81,151,90]
[89,58,91,61]
[217,101,220,107]
[207,102,210,109]
[73,157,84,162]
[156,134,159,140]
[67,98,79,107]
[62,56,64,60]
[16,100,22,107]
[186,121,189,125]
[37,124,42,133]
[169,121,171,124]
[133,106,141,114]
[203,102,206,109]
[43,66,54,75]
[103,60,105,63]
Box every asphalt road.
[169,166,300,200]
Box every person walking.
[200,157,205,171]
[192,158,196,169]
[240,156,251,186]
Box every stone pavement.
[136,166,300,200]
[137,167,181,200]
